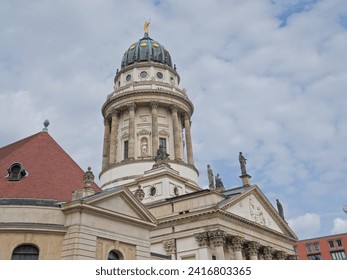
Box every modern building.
[295,233,347,260]
[0,24,298,260]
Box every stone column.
[262,246,274,260]
[247,241,260,260]
[150,102,159,157]
[275,250,287,260]
[127,103,136,160]
[163,239,176,260]
[170,105,182,161]
[101,117,111,170]
[194,232,210,260]
[208,229,226,260]
[109,109,119,165]
[232,236,244,260]
[184,112,194,165]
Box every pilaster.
[184,112,194,165]
[109,109,119,164]
[170,105,182,161]
[150,101,159,157]
[127,103,136,160]
[102,117,111,170]
[163,239,176,260]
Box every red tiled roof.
[0,132,101,202]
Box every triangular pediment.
[219,186,296,239]
[77,187,157,226]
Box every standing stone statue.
[276,199,285,220]
[239,152,247,175]
[215,174,225,190]
[207,164,215,190]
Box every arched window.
[108,250,122,260]
[8,163,27,181]
[11,244,39,260]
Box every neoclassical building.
[0,24,297,260]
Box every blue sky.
[1,0,347,240]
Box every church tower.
[99,23,199,196]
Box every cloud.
[288,213,321,239]
[331,218,347,234]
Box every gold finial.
[144,20,150,33]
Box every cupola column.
[150,101,159,157]
[170,105,182,161]
[127,103,136,160]
[102,117,111,170]
[184,113,194,165]
[109,109,119,164]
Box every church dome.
[121,31,173,69]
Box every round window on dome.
[156,72,163,79]
[126,74,132,82]
[140,71,148,79]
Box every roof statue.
[144,20,150,34]
[153,145,170,168]
[215,173,225,191]
[239,152,247,175]
[207,164,215,190]
[276,199,285,220]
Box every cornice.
[0,222,67,234]
[102,89,194,117]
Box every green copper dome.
[121,32,173,69]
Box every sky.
[1,0,347,240]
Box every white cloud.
[288,213,321,239]
[331,218,347,235]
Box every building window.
[306,243,312,253]
[293,245,298,254]
[313,242,320,251]
[150,186,157,196]
[328,240,335,248]
[108,250,122,260]
[140,71,148,78]
[336,239,343,247]
[307,254,322,260]
[330,250,346,260]
[156,72,163,79]
[124,140,129,159]
[159,137,167,152]
[8,163,27,181]
[11,244,39,260]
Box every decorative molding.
[247,241,260,256]
[208,229,226,247]
[194,232,209,247]
[231,235,244,251]
[163,239,176,254]
[150,101,159,110]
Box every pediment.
[82,187,157,225]
[219,186,296,238]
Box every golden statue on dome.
[144,20,150,33]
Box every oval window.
[140,71,148,78]
[150,187,156,196]
[126,74,132,81]
[156,72,163,79]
